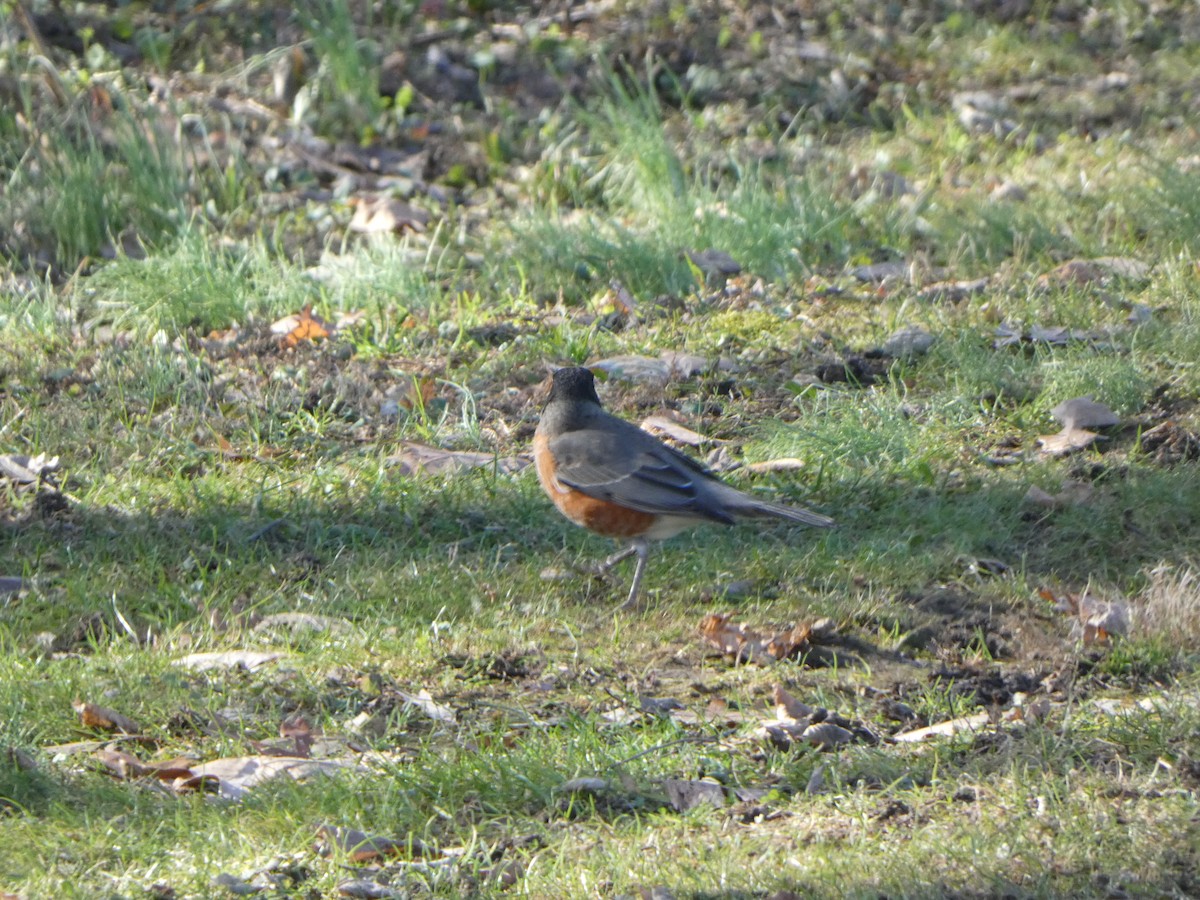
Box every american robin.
[533,366,834,610]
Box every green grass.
[5,2,1200,897]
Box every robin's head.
[548,366,602,406]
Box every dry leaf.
[94,747,153,779]
[254,613,350,635]
[1037,427,1100,458]
[557,776,609,795]
[271,304,330,348]
[0,452,60,485]
[315,824,428,862]
[348,195,430,234]
[280,714,316,758]
[394,376,438,412]
[1050,396,1120,430]
[183,755,358,801]
[639,415,720,447]
[746,457,808,474]
[772,684,813,720]
[698,613,817,665]
[173,651,284,672]
[1023,480,1094,509]
[73,699,141,735]
[893,712,991,743]
[916,277,989,302]
[1041,587,1130,644]
[1037,256,1150,288]
[385,442,529,478]
[397,689,456,724]
[607,279,638,315]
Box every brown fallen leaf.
[745,457,808,474]
[173,651,285,672]
[1023,480,1094,509]
[1037,426,1100,458]
[1036,256,1150,289]
[315,824,429,862]
[1040,587,1130,645]
[397,689,456,724]
[916,277,989,303]
[394,376,438,412]
[280,714,316,758]
[271,304,331,348]
[772,684,813,720]
[348,195,430,234]
[73,699,141,735]
[699,613,817,665]
[639,415,721,447]
[607,279,639,315]
[94,748,194,782]
[557,776,609,795]
[182,755,360,801]
[384,442,530,478]
[892,712,991,743]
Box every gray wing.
[548,424,737,524]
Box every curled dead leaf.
[1036,427,1100,458]
[892,712,990,743]
[385,442,530,478]
[639,415,721,447]
[73,699,141,735]
[348,195,430,235]
[1040,587,1129,644]
[173,651,284,672]
[183,755,360,801]
[315,824,428,862]
[271,304,330,348]
[699,613,822,665]
[772,684,813,720]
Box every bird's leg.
[616,538,650,612]
[599,543,639,573]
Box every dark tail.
[737,498,835,528]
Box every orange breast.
[533,432,657,538]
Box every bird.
[533,366,834,610]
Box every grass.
[4,2,1200,897]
